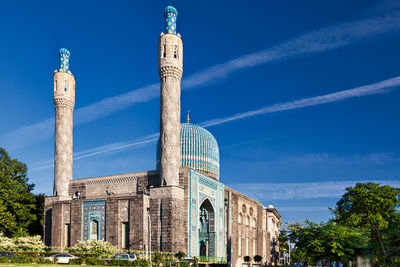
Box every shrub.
[15,235,44,250]
[178,262,190,267]
[0,233,14,248]
[109,259,132,266]
[74,239,117,253]
[85,256,106,265]
[0,257,9,263]
[254,255,262,262]
[244,256,251,262]
[36,258,53,264]
[70,257,84,265]
[135,259,151,267]
[10,254,34,263]
[175,251,186,260]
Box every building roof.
[157,123,220,180]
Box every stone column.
[53,48,75,197]
[158,6,183,186]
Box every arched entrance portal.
[90,219,99,240]
[199,199,215,257]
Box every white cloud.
[277,206,329,212]
[227,180,400,201]
[200,76,400,127]
[182,11,400,89]
[3,11,400,149]
[29,76,400,171]
[30,133,159,171]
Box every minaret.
[158,6,183,186]
[53,48,75,197]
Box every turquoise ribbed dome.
[164,6,178,16]
[156,123,220,180]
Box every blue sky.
[1,0,400,223]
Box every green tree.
[175,251,186,261]
[287,220,369,265]
[191,256,199,267]
[332,182,400,265]
[0,147,38,237]
[278,227,289,256]
[175,251,186,267]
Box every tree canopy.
[286,220,369,265]
[282,182,400,266]
[0,147,42,237]
[332,182,400,266]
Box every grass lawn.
[0,264,85,267]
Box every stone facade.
[53,67,75,197]
[158,25,183,187]
[225,188,272,267]
[44,5,280,266]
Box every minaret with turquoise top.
[53,48,75,197]
[158,5,183,186]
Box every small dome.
[59,48,70,57]
[157,123,220,180]
[164,6,178,17]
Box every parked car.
[106,253,137,262]
[44,254,78,264]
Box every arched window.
[163,43,167,58]
[252,218,257,228]
[174,45,178,58]
[64,81,68,92]
[90,219,99,240]
[246,216,250,226]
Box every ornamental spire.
[164,6,178,34]
[187,110,190,123]
[59,48,71,72]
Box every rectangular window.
[238,237,241,256]
[122,222,129,249]
[163,44,167,58]
[174,45,178,58]
[65,224,71,247]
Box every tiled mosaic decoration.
[188,169,225,258]
[157,123,220,180]
[82,200,106,241]
[164,6,178,34]
[59,48,70,73]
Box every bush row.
[0,254,191,266]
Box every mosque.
[44,6,281,267]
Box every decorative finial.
[164,6,178,34]
[187,110,190,123]
[59,48,71,72]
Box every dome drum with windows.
[157,123,220,180]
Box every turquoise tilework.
[156,123,220,179]
[188,170,225,258]
[164,6,178,34]
[59,48,70,73]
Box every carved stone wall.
[158,33,183,186]
[53,71,75,197]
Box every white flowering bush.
[73,239,116,252]
[0,233,15,248]
[15,235,44,250]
